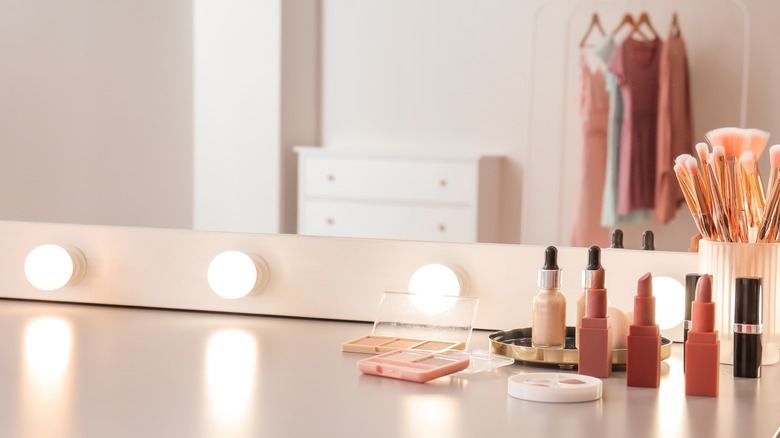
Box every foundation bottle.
[532,246,566,349]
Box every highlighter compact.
[358,349,470,383]
[508,372,603,403]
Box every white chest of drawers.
[295,146,503,242]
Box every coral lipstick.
[578,267,612,378]
[627,273,661,388]
[685,275,719,396]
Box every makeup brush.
[740,151,765,229]
[745,129,770,158]
[768,145,780,199]
[683,158,714,240]
[695,143,713,206]
[704,148,732,242]
[705,127,745,157]
[758,173,780,242]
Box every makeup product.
[683,273,703,363]
[734,277,762,378]
[357,349,470,383]
[706,147,733,242]
[740,151,765,229]
[610,229,624,248]
[767,145,780,199]
[641,230,655,250]
[341,291,479,354]
[757,173,780,242]
[695,142,713,207]
[507,373,602,403]
[578,267,612,378]
[683,157,715,240]
[532,246,566,349]
[675,162,710,240]
[576,245,601,348]
[685,275,719,397]
[342,335,464,354]
[626,272,661,388]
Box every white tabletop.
[0,299,778,438]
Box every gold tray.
[489,327,672,370]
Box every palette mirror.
[1,1,776,252]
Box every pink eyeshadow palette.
[342,335,465,354]
[357,349,470,383]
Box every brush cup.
[698,240,780,365]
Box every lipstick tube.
[683,273,703,365]
[578,267,611,378]
[685,275,719,397]
[627,273,660,388]
[734,277,762,378]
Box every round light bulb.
[652,276,685,330]
[24,245,85,291]
[408,264,468,314]
[208,251,268,299]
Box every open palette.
[342,335,465,354]
[358,349,470,383]
[342,291,479,354]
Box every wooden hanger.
[631,12,660,40]
[579,12,605,48]
[612,12,647,39]
[671,12,681,36]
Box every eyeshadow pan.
[351,335,395,346]
[382,351,428,363]
[412,340,456,351]
[415,356,457,367]
[384,338,423,349]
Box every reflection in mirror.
[1,1,778,252]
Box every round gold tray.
[489,327,672,370]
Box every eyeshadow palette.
[357,349,470,383]
[507,372,603,403]
[342,335,465,354]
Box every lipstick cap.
[734,277,762,325]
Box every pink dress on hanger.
[609,37,663,216]
[655,26,693,224]
[571,53,610,248]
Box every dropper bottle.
[576,246,601,348]
[532,246,566,349]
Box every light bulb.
[24,245,85,291]
[652,276,685,330]
[408,264,468,314]
[208,251,269,299]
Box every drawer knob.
[438,224,446,232]
[327,174,335,182]
[439,179,447,187]
[326,217,334,225]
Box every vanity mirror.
[1,0,777,251]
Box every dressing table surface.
[0,299,777,438]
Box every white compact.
[507,372,602,403]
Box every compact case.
[342,291,479,354]
[358,349,470,383]
[508,372,603,403]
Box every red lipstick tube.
[627,273,660,388]
[579,268,612,378]
[685,275,719,396]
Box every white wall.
[193,0,282,233]
[0,1,194,229]
[320,0,780,250]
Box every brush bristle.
[706,127,747,157]
[740,151,757,173]
[685,157,700,175]
[746,129,770,158]
[713,145,726,157]
[695,142,710,162]
[770,144,780,168]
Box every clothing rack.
[520,0,751,246]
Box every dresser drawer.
[301,156,477,204]
[299,200,476,242]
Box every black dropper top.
[642,230,655,250]
[585,245,601,270]
[610,229,624,248]
[543,246,559,270]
